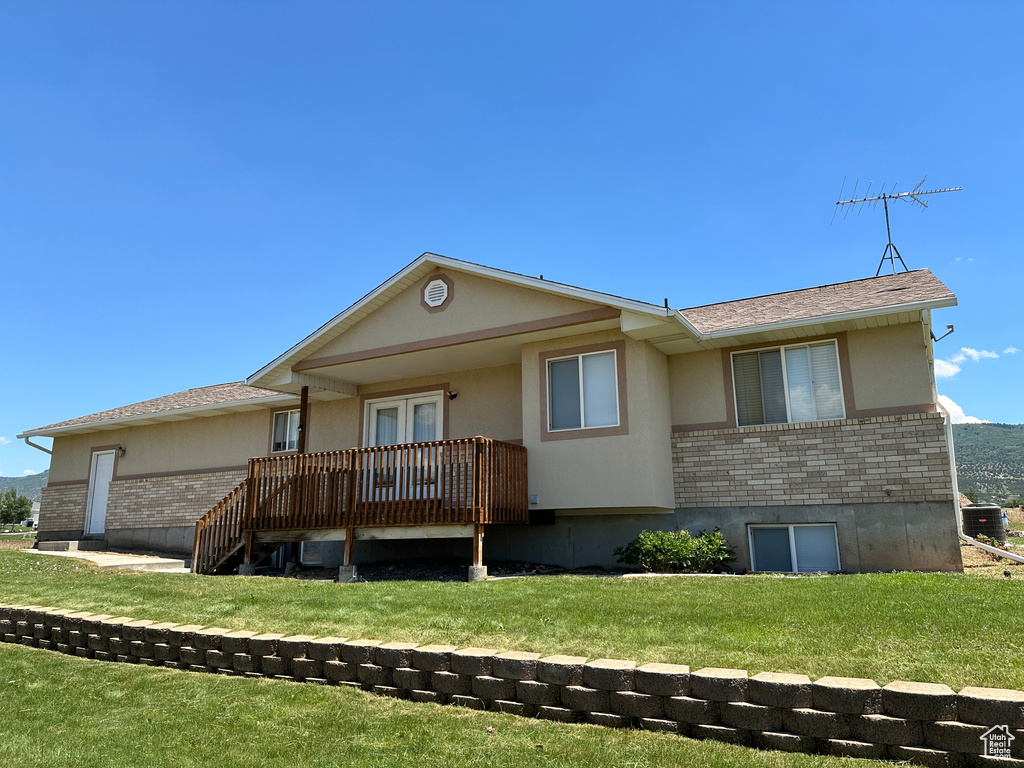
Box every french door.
[363,393,444,501]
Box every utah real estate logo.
[980,725,1014,758]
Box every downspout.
[937,400,1024,564]
[22,437,52,455]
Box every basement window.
[749,524,840,573]
[272,410,300,453]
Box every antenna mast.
[833,177,962,276]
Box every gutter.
[22,437,52,455]
[937,400,1024,564]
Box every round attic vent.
[424,278,449,308]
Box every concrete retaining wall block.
[8,605,1024,768]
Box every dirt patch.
[959,541,1024,578]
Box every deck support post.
[468,523,487,582]
[284,542,301,575]
[338,528,357,583]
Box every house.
[20,253,964,576]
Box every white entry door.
[85,450,115,535]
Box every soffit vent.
[424,279,449,308]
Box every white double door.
[366,393,443,447]
[364,393,443,500]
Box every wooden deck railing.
[192,437,528,573]
[192,480,247,574]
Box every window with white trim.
[547,350,619,431]
[732,341,844,427]
[749,524,840,573]
[271,410,300,453]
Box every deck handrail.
[191,480,247,574]
[245,437,528,532]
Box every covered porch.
[192,436,528,578]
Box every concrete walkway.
[29,548,191,574]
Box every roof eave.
[691,296,957,341]
[17,393,299,439]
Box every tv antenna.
[832,177,962,276]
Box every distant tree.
[964,486,980,504]
[0,488,32,531]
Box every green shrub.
[613,528,736,573]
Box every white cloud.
[938,395,989,424]
[936,347,1001,377]
[22,470,36,476]
[950,347,999,363]
[0,436,9,445]
[1004,346,1020,355]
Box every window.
[547,350,619,431]
[732,341,844,427]
[749,524,840,573]
[272,410,300,453]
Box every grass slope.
[3,549,1024,691]
[953,423,1024,503]
[0,643,887,768]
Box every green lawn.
[3,549,1024,691]
[0,643,890,768]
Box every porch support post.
[468,523,487,582]
[338,527,357,583]
[284,542,301,575]
[238,530,257,576]
[297,385,309,454]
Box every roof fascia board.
[690,296,957,341]
[18,394,298,439]
[246,253,678,386]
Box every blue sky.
[1,1,1021,476]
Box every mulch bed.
[280,558,616,582]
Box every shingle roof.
[679,269,955,335]
[24,382,286,435]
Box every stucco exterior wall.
[667,349,727,429]
[305,363,524,450]
[312,269,601,360]
[47,409,276,484]
[522,329,674,511]
[846,323,934,412]
[667,323,936,432]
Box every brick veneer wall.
[4,603,1022,766]
[672,413,952,509]
[105,470,246,531]
[37,484,88,534]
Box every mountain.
[952,423,1024,504]
[0,470,49,503]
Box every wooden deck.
[192,437,528,574]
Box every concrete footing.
[468,565,488,582]
[337,565,357,583]
[238,563,257,576]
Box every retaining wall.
[2,604,1022,766]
